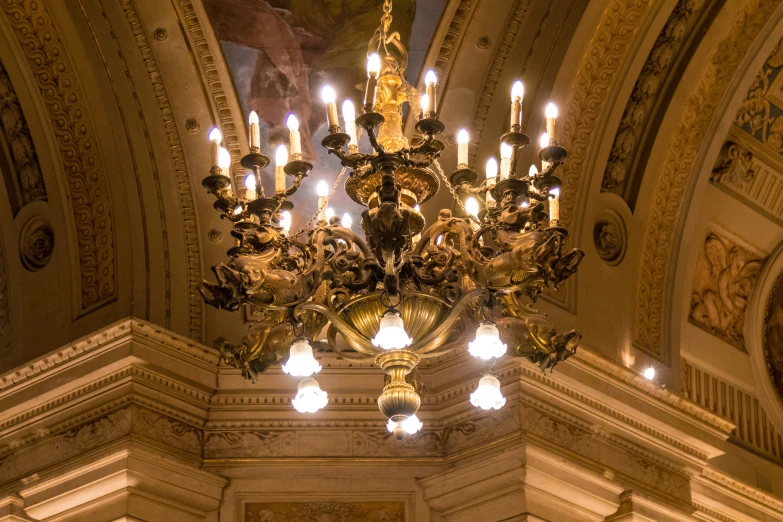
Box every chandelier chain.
[381,0,393,33]
[289,166,348,240]
[433,160,480,224]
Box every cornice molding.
[696,466,783,515]
[0,317,219,393]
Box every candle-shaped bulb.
[275,144,288,166]
[500,143,513,159]
[248,111,261,149]
[425,69,437,86]
[420,93,429,114]
[286,114,299,131]
[342,100,358,147]
[218,147,231,169]
[325,207,335,221]
[511,81,524,102]
[545,102,559,119]
[209,127,222,168]
[209,127,222,143]
[457,129,469,166]
[367,53,381,78]
[281,210,292,234]
[244,173,256,190]
[287,114,302,157]
[322,85,336,104]
[465,197,480,218]
[317,180,329,197]
[529,165,538,178]
[539,132,549,149]
[549,187,560,222]
[545,103,557,143]
[424,70,437,115]
[486,157,498,179]
[341,212,352,228]
[249,111,259,125]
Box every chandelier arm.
[294,302,380,355]
[282,173,305,197]
[326,325,377,361]
[408,288,488,354]
[364,124,385,155]
[402,133,433,155]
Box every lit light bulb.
[511,80,524,101]
[286,114,299,131]
[209,127,222,143]
[436,235,443,245]
[275,144,288,167]
[282,339,321,377]
[425,70,437,86]
[465,197,480,218]
[549,187,560,198]
[371,309,413,350]
[325,207,335,221]
[317,180,329,197]
[218,147,231,169]
[244,173,256,190]
[249,111,259,125]
[386,414,423,436]
[643,367,655,380]
[500,143,513,159]
[292,377,329,413]
[457,129,469,166]
[470,374,506,410]
[414,204,421,212]
[367,53,382,77]
[342,100,357,147]
[420,93,430,115]
[341,212,353,229]
[486,157,498,179]
[529,165,539,178]
[280,210,292,234]
[233,205,243,215]
[321,85,336,104]
[520,201,529,208]
[468,322,507,360]
[545,102,559,119]
[539,132,549,149]
[457,129,469,144]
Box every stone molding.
[634,0,783,360]
[0,236,8,357]
[0,0,116,312]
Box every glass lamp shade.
[282,339,321,377]
[470,374,506,410]
[371,310,413,350]
[386,414,423,435]
[292,377,329,413]
[468,322,507,360]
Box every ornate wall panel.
[682,357,783,462]
[634,0,781,360]
[689,223,764,351]
[710,137,783,225]
[0,58,45,215]
[601,0,712,203]
[0,235,8,355]
[764,271,783,406]
[243,502,405,522]
[0,0,115,310]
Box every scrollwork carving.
[1,0,115,309]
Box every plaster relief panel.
[764,271,783,403]
[244,501,405,522]
[690,224,764,351]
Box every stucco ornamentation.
[764,271,783,403]
[1,0,115,310]
[244,501,405,522]
[0,236,8,355]
[18,217,54,271]
[690,226,763,350]
[593,210,626,265]
[634,0,781,359]
[0,58,46,211]
[602,0,708,197]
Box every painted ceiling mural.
[204,0,447,230]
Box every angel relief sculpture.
[690,230,763,349]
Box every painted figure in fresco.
[205,0,414,157]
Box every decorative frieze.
[244,501,405,522]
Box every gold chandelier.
[199,1,583,439]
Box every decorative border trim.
[1,0,116,311]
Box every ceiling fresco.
[204,0,447,230]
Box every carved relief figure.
[244,501,405,522]
[690,227,763,350]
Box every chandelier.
[199,1,584,439]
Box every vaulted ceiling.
[2,0,783,443]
